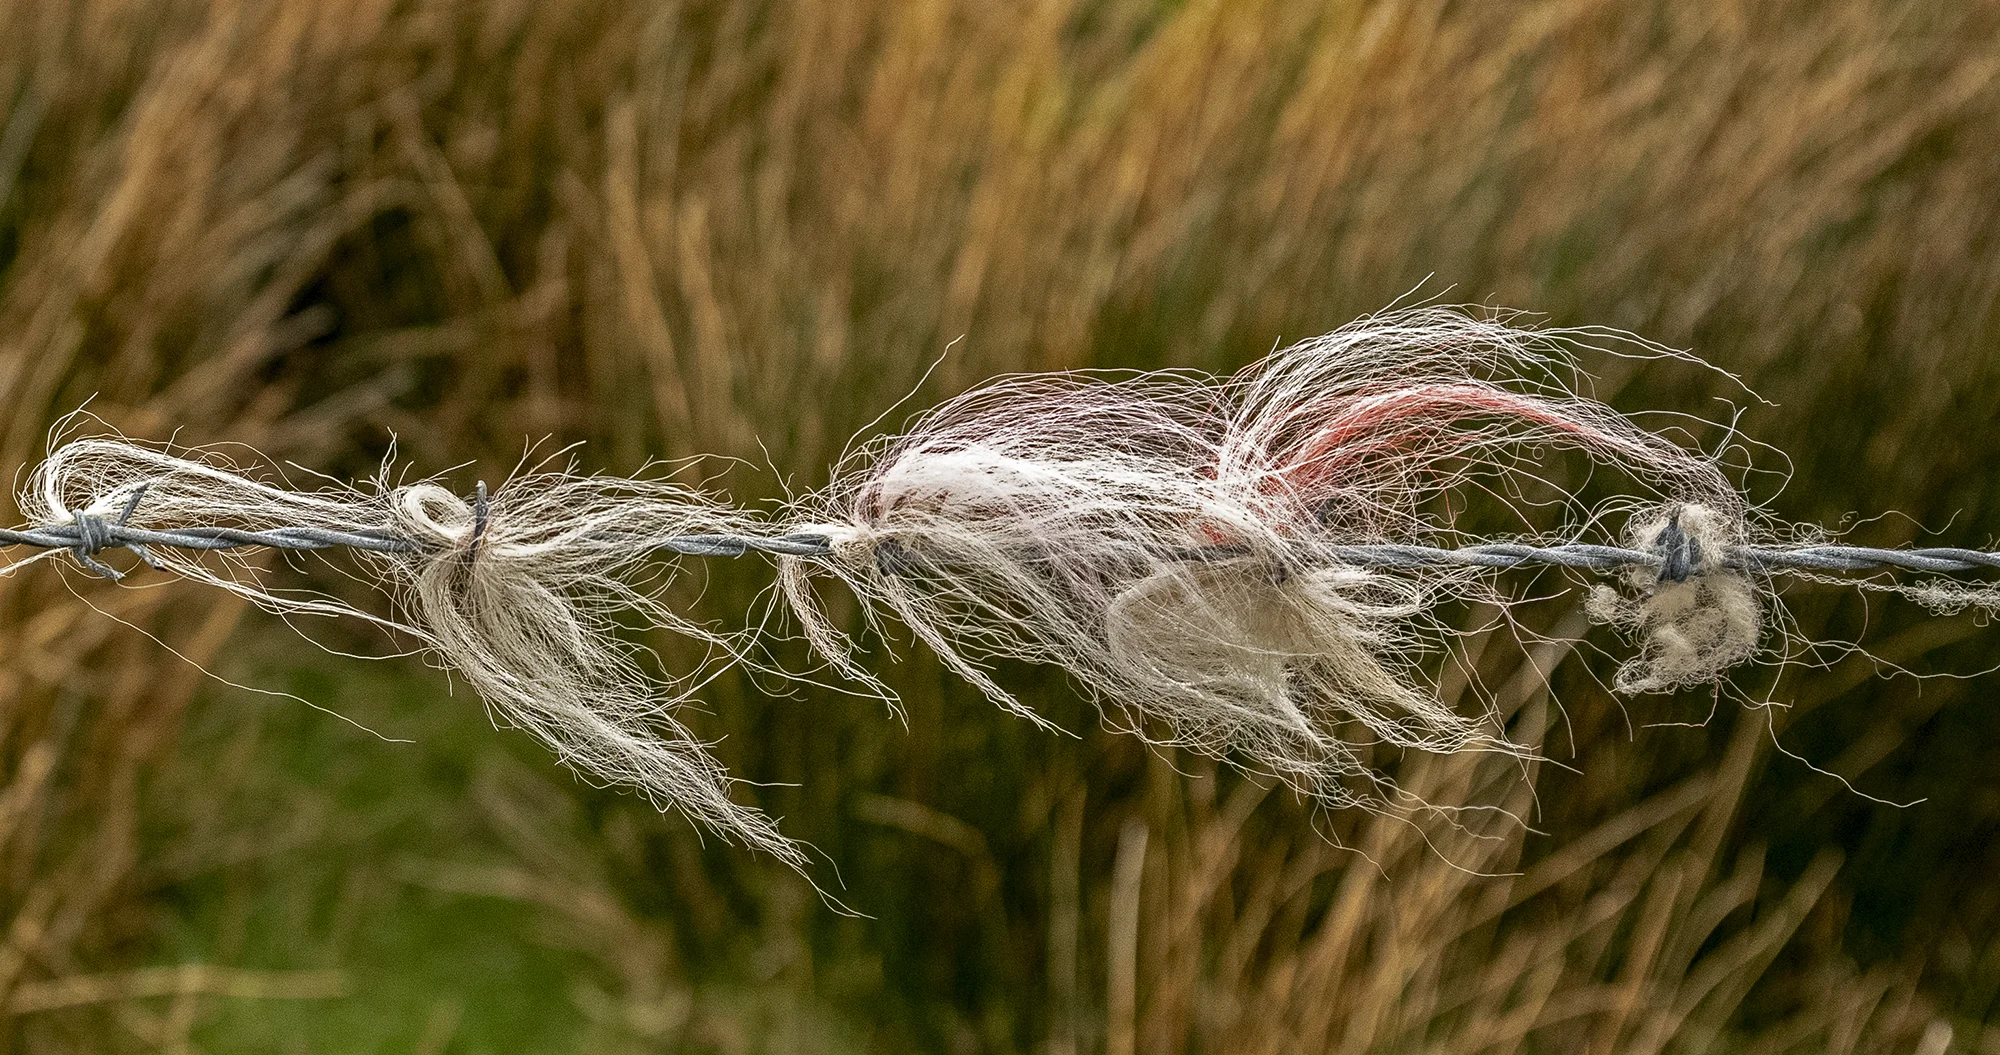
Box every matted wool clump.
[14,307,1984,867]
[1586,504,1763,694]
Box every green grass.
[145,660,617,1053]
[138,632,1034,1053]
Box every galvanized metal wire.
[8,502,1998,581]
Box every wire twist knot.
[1648,508,1703,584]
[68,484,158,579]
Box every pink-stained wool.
[786,308,1756,813]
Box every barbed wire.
[7,504,1999,582]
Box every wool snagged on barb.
[17,437,811,870]
[782,309,1763,809]
[1585,505,1763,694]
[8,309,1995,864]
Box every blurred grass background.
[1,0,1998,1051]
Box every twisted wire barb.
[5,507,1999,580]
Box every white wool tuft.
[22,438,808,870]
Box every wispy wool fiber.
[15,309,1895,859]
[786,309,1756,809]
[22,438,808,869]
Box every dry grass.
[1,0,1997,1050]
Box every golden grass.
[2,0,1997,1049]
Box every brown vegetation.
[2,0,1997,1050]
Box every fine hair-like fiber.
[786,309,1750,813]
[17,308,1897,865]
[23,437,806,869]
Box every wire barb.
[464,480,490,566]
[58,482,163,579]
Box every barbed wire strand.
[8,506,1999,581]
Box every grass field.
[2,0,1999,1051]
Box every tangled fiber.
[1585,505,1763,694]
[11,309,1972,862]
[786,309,1752,812]
[20,437,806,867]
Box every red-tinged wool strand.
[787,309,1760,814]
